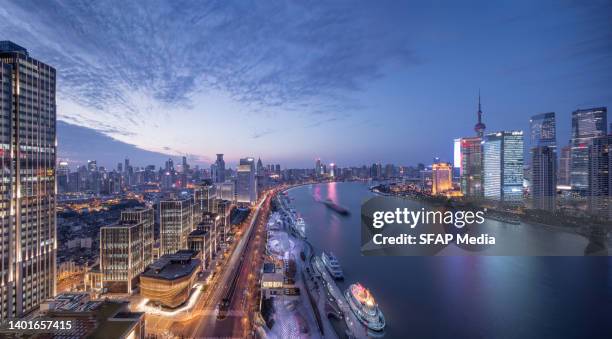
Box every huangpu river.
[286,181,612,338]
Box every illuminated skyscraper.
[214,199,233,243]
[0,41,56,318]
[216,181,236,202]
[120,207,155,267]
[160,198,193,255]
[237,157,257,204]
[214,154,225,183]
[570,107,607,192]
[315,159,323,177]
[432,163,453,195]
[587,136,611,219]
[530,113,557,211]
[482,131,524,204]
[57,161,70,193]
[194,179,217,221]
[459,137,483,197]
[558,145,571,186]
[100,220,144,293]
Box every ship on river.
[321,198,350,216]
[322,251,344,280]
[344,282,386,332]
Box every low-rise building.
[140,251,201,308]
[36,293,145,339]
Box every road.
[191,189,273,338]
[140,192,267,338]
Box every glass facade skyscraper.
[160,198,193,255]
[0,42,56,319]
[587,136,611,220]
[460,136,483,197]
[99,221,144,294]
[237,157,257,205]
[530,113,557,211]
[120,207,155,267]
[570,107,607,192]
[482,131,524,204]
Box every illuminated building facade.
[587,136,611,219]
[39,295,144,339]
[188,229,211,268]
[198,212,220,255]
[214,199,233,243]
[237,157,257,204]
[216,180,236,202]
[121,206,155,267]
[558,145,571,186]
[530,113,557,211]
[432,163,453,195]
[459,136,483,197]
[100,221,144,294]
[214,153,225,183]
[0,41,57,319]
[315,159,323,177]
[140,251,201,308]
[482,131,524,204]
[570,107,607,192]
[160,198,193,255]
[194,179,216,224]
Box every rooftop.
[189,229,209,237]
[0,41,28,56]
[142,251,200,281]
[263,262,276,274]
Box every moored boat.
[344,282,385,331]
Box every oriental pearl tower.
[474,91,486,137]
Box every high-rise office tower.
[482,131,524,204]
[432,163,453,195]
[459,137,483,197]
[160,198,193,255]
[216,181,236,202]
[330,163,337,177]
[570,107,607,192]
[587,136,611,219]
[214,200,233,243]
[57,161,70,193]
[530,113,557,211]
[99,220,144,294]
[215,154,225,183]
[165,158,174,172]
[210,163,218,182]
[194,179,217,220]
[120,207,155,267]
[0,41,56,319]
[558,145,571,186]
[237,157,257,204]
[182,156,189,172]
[315,159,322,177]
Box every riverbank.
[369,184,610,237]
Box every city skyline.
[2,1,611,168]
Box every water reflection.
[288,182,612,338]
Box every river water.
[286,181,612,338]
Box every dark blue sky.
[2,1,610,168]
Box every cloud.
[0,0,418,159]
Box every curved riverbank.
[285,181,612,338]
